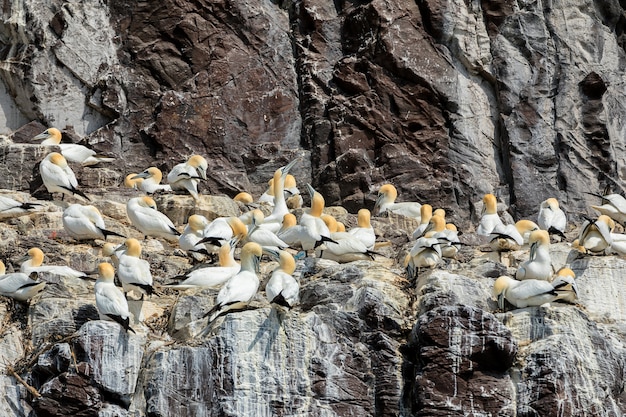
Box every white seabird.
[0,260,46,301]
[20,247,87,279]
[33,127,115,166]
[264,249,299,308]
[126,196,180,241]
[63,204,125,241]
[117,238,154,299]
[476,193,503,236]
[537,197,567,238]
[373,183,421,219]
[204,242,263,324]
[0,195,41,220]
[515,230,553,281]
[492,275,574,309]
[39,152,90,201]
[167,239,241,290]
[132,167,173,194]
[167,155,208,199]
[348,208,376,250]
[94,262,135,333]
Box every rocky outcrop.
[0,0,626,416]
[0,189,621,416]
[1,0,625,223]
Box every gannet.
[549,267,578,303]
[316,214,376,262]
[245,210,289,251]
[167,155,208,199]
[476,194,503,236]
[411,204,433,239]
[264,249,299,308]
[515,230,553,281]
[117,238,154,298]
[406,236,442,280]
[63,204,125,241]
[204,242,262,323]
[233,192,254,204]
[298,184,335,251]
[263,159,299,231]
[515,219,540,245]
[424,214,461,259]
[284,174,303,209]
[167,239,241,290]
[276,213,308,250]
[197,216,248,255]
[102,242,125,267]
[348,208,376,250]
[0,195,41,219]
[258,178,275,205]
[0,260,46,301]
[126,196,180,241]
[39,152,90,201]
[578,215,614,254]
[33,127,115,166]
[373,183,421,219]
[20,247,87,279]
[132,167,173,194]
[94,262,135,333]
[124,173,143,190]
[588,191,626,226]
[179,214,212,258]
[492,276,573,309]
[537,198,567,238]
[489,223,524,253]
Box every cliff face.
[2,0,625,220]
[0,0,626,416]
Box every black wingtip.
[547,226,567,239]
[99,227,126,239]
[20,202,42,210]
[271,292,292,309]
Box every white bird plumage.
[94,262,135,333]
[167,240,241,290]
[515,230,553,281]
[167,155,208,200]
[0,195,41,219]
[265,249,299,308]
[476,194,503,236]
[0,260,46,301]
[33,128,115,166]
[63,204,125,241]
[20,247,87,279]
[492,275,575,309]
[126,196,180,241]
[39,152,90,201]
[373,183,421,219]
[117,238,154,298]
[132,167,173,194]
[204,242,263,324]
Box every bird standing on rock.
[126,196,180,241]
[39,152,90,201]
[94,262,135,333]
[33,127,115,166]
[204,242,263,325]
[167,155,208,200]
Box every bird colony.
[0,126,623,414]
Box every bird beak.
[253,254,261,273]
[262,247,280,261]
[306,183,316,198]
[372,194,384,215]
[196,167,207,180]
[132,172,150,180]
[281,158,299,177]
[33,131,50,141]
[17,254,29,263]
[497,293,506,310]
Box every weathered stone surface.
[0,0,626,415]
[406,305,518,416]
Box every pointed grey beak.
[497,293,506,310]
[33,131,51,141]
[306,183,316,198]
[280,158,299,178]
[132,171,151,180]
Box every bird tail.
[61,185,91,201]
[270,291,291,309]
[99,227,126,239]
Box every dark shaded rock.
[405,305,517,416]
[33,366,102,417]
